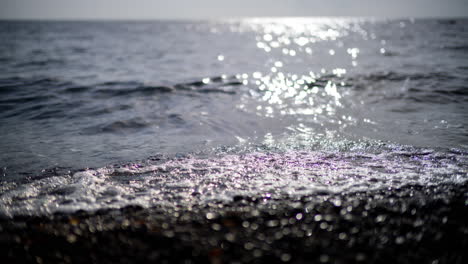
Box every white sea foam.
[1,147,466,217]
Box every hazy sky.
[1,0,467,20]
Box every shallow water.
[0,18,467,216]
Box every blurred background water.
[0,19,467,216]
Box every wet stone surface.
[1,182,467,264]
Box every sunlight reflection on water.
[228,18,367,132]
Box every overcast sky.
[1,0,467,20]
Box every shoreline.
[1,182,467,263]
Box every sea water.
[0,18,467,216]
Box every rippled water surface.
[0,19,467,216]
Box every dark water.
[0,19,467,216]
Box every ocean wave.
[0,146,466,217]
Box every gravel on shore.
[1,182,467,264]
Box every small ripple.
[351,71,454,83]
[0,94,55,105]
[442,44,468,51]
[82,118,151,134]
[62,86,92,94]
[14,59,65,68]
[93,85,174,97]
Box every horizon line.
[0,15,467,22]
